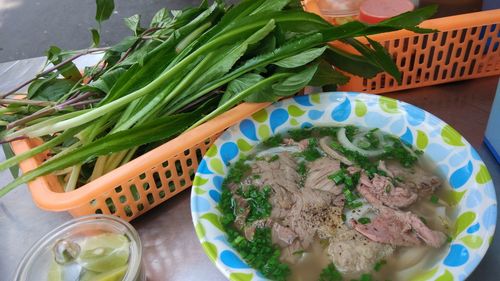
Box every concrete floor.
[0,0,212,63]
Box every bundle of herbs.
[0,0,436,196]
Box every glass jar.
[14,214,145,281]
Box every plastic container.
[306,0,364,25]
[11,102,270,221]
[303,3,500,93]
[14,214,144,281]
[358,0,415,24]
[10,8,500,222]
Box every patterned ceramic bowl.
[191,92,497,281]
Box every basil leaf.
[309,60,349,87]
[95,0,115,23]
[272,62,319,96]
[45,46,82,81]
[323,47,382,79]
[90,28,100,47]
[88,68,127,94]
[150,8,171,27]
[28,78,74,102]
[124,14,142,35]
[274,46,326,68]
[219,73,264,106]
[343,37,401,83]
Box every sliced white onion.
[255,146,302,158]
[394,246,429,270]
[337,127,385,157]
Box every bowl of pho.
[191,92,496,281]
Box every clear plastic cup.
[14,214,145,281]
[315,0,365,24]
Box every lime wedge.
[80,265,128,281]
[77,233,130,273]
[47,260,62,281]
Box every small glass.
[14,214,145,281]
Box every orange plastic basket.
[11,102,270,221]
[303,2,500,93]
[10,7,500,222]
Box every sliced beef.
[272,223,298,247]
[353,205,447,248]
[385,161,442,198]
[328,225,394,274]
[304,158,343,195]
[283,138,309,150]
[319,137,353,165]
[280,240,304,264]
[357,173,418,208]
[284,199,343,248]
[251,152,300,219]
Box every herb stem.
[0,47,108,98]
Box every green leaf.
[88,68,127,94]
[220,73,264,106]
[174,19,276,108]
[2,143,19,179]
[95,0,115,23]
[0,107,208,197]
[124,14,141,35]
[377,4,438,33]
[90,28,100,47]
[45,46,82,81]
[28,78,74,102]
[272,62,319,96]
[251,0,290,15]
[309,60,349,87]
[343,37,401,83]
[274,46,326,68]
[324,47,382,79]
[109,36,138,53]
[150,8,171,27]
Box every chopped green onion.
[374,259,387,271]
[268,155,280,162]
[328,169,346,184]
[319,263,342,281]
[358,217,371,224]
[263,134,283,148]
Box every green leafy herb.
[95,0,115,23]
[0,0,437,197]
[430,194,440,204]
[90,28,100,47]
[318,263,342,281]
